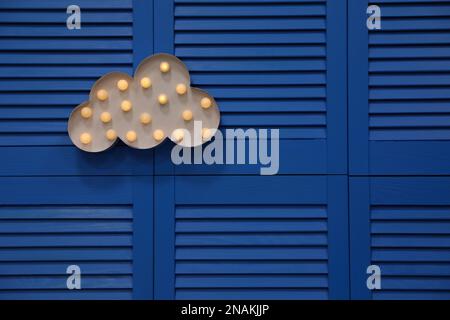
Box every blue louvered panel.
[155,175,349,300]
[371,205,450,300]
[0,176,154,300]
[369,0,450,141]
[0,0,133,146]
[175,205,329,300]
[155,0,346,175]
[350,177,450,300]
[174,0,327,139]
[0,205,133,300]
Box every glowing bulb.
[202,128,212,141]
[80,132,92,145]
[172,129,185,142]
[80,107,92,119]
[100,112,112,123]
[121,100,132,112]
[176,83,187,95]
[97,89,108,101]
[200,97,212,109]
[140,113,152,125]
[117,79,129,91]
[160,61,170,73]
[126,130,137,142]
[105,129,117,141]
[140,77,152,89]
[182,110,193,121]
[153,129,164,141]
[158,94,168,105]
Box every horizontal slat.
[372,222,450,234]
[370,60,450,72]
[0,39,132,51]
[176,206,327,219]
[373,291,450,300]
[176,220,327,233]
[0,262,132,275]
[371,206,450,220]
[176,31,326,44]
[191,72,326,85]
[0,275,132,290]
[0,290,132,300]
[0,234,132,248]
[0,1,132,9]
[0,26,132,37]
[175,288,327,300]
[372,249,450,262]
[375,263,450,276]
[183,58,326,71]
[372,235,450,248]
[0,12,132,23]
[176,261,328,274]
[370,74,450,87]
[175,18,326,31]
[0,53,133,65]
[0,206,132,219]
[370,128,450,140]
[370,115,450,128]
[0,221,132,233]
[176,233,327,246]
[381,277,450,290]
[370,32,450,45]
[370,101,450,114]
[175,4,326,17]
[176,247,328,260]
[370,46,450,59]
[175,275,328,288]
[0,248,132,261]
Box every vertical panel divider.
[348,0,369,175]
[132,176,154,299]
[327,175,350,299]
[326,0,348,174]
[154,175,176,299]
[349,177,372,299]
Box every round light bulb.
[176,83,187,95]
[202,128,212,141]
[80,132,92,145]
[160,61,170,73]
[140,113,152,125]
[200,97,212,109]
[182,110,193,121]
[81,107,92,119]
[158,94,168,105]
[117,79,129,91]
[126,130,137,143]
[121,100,132,112]
[105,129,117,141]
[172,129,185,142]
[153,129,164,141]
[140,77,152,89]
[97,89,108,101]
[100,112,112,123]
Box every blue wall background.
[0,0,449,300]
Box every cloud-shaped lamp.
[68,53,220,152]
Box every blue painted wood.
[349,178,371,300]
[0,176,153,300]
[154,175,176,300]
[349,0,450,175]
[350,177,450,300]
[155,175,349,300]
[155,0,347,175]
